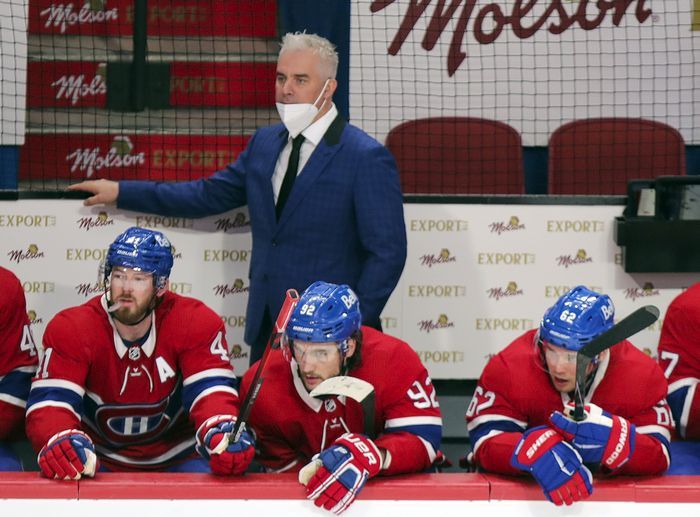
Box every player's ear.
[156,279,170,297]
[345,338,357,358]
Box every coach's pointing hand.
[68,179,119,206]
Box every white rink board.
[1,199,694,378]
[2,499,700,517]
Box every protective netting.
[2,1,699,193]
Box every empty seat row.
[385,117,687,195]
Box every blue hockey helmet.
[104,227,174,289]
[539,285,615,352]
[283,281,362,360]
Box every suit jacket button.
[271,240,277,246]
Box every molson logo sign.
[36,0,118,34]
[213,278,249,298]
[29,0,277,37]
[8,244,45,263]
[20,135,248,182]
[169,246,183,260]
[77,211,114,231]
[420,248,457,267]
[487,281,523,300]
[67,136,146,178]
[28,61,275,109]
[230,344,249,361]
[418,314,455,333]
[624,282,660,301]
[214,213,251,232]
[489,216,525,235]
[371,0,653,76]
[51,62,107,106]
[28,310,44,325]
[75,282,104,297]
[556,249,593,268]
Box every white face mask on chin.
[276,79,330,138]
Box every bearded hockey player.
[466,286,673,506]
[239,281,442,514]
[0,266,38,470]
[26,227,253,478]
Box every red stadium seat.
[385,117,524,194]
[548,118,686,195]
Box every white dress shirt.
[272,103,339,203]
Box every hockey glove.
[38,429,98,480]
[299,432,382,515]
[549,402,635,471]
[195,415,255,476]
[511,426,593,506]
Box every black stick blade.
[578,305,659,360]
[573,305,659,421]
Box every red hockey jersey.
[0,266,38,440]
[240,327,442,475]
[467,329,673,476]
[658,283,700,439]
[26,292,239,470]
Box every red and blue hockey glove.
[549,402,635,471]
[511,426,593,506]
[299,432,382,515]
[38,429,98,480]
[195,415,255,476]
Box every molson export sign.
[29,0,276,37]
[370,0,653,76]
[27,61,275,108]
[19,134,248,181]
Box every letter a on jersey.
[155,356,176,383]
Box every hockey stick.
[230,289,300,442]
[298,376,377,486]
[310,375,376,438]
[573,304,659,421]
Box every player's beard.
[110,292,159,326]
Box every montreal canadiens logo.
[93,397,175,445]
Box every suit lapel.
[275,116,347,228]
[262,127,290,225]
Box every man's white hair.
[279,32,339,79]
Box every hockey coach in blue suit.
[69,32,407,365]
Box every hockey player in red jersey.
[25,227,253,479]
[0,266,38,470]
[658,283,700,439]
[239,281,442,514]
[466,286,673,506]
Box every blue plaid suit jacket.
[119,117,407,347]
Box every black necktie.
[276,135,305,219]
